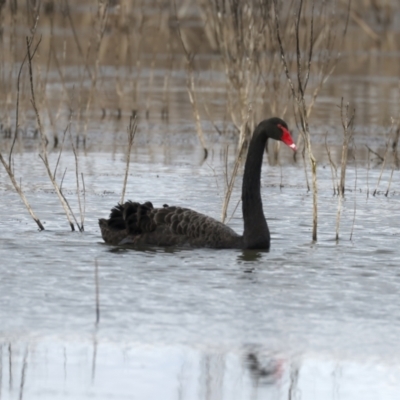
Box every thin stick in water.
[27,35,76,231]
[325,132,338,195]
[121,113,137,204]
[350,139,358,241]
[372,122,393,196]
[95,259,100,325]
[70,122,84,231]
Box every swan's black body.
[99,118,296,250]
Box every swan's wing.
[99,201,242,248]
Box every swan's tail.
[105,201,158,234]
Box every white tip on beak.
[289,143,297,151]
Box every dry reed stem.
[51,38,71,121]
[261,0,294,121]
[335,187,343,242]
[53,123,69,178]
[127,1,145,113]
[0,29,44,231]
[18,345,28,400]
[95,259,100,325]
[121,113,138,204]
[174,1,208,157]
[274,0,319,241]
[55,169,85,232]
[385,122,399,196]
[274,0,350,241]
[9,47,29,167]
[145,55,156,119]
[204,0,274,219]
[295,0,318,242]
[203,101,224,136]
[345,2,380,43]
[224,145,229,189]
[325,132,338,195]
[161,41,173,121]
[300,143,310,192]
[144,8,164,120]
[335,99,355,241]
[114,2,141,117]
[81,0,109,147]
[305,0,350,120]
[205,158,222,199]
[206,0,264,139]
[220,106,251,224]
[26,35,76,231]
[81,172,86,225]
[365,145,383,162]
[393,126,400,168]
[70,123,85,231]
[386,163,395,197]
[43,9,59,147]
[227,198,242,224]
[64,0,93,80]
[350,140,358,241]
[373,121,393,196]
[339,99,355,196]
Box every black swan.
[99,117,296,250]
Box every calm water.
[1,148,400,399]
[2,2,400,397]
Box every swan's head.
[265,118,297,152]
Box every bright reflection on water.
[1,150,400,399]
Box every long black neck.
[242,124,270,250]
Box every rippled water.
[2,2,400,397]
[1,148,400,399]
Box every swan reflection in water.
[238,250,264,263]
[245,352,284,385]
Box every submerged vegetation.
[0,0,399,242]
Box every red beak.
[278,124,297,151]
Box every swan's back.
[99,201,243,249]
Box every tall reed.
[335,100,355,241]
[273,0,350,241]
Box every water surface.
[1,5,400,396]
[1,149,400,399]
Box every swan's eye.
[278,124,297,151]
